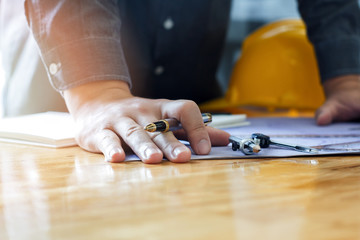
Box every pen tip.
[144,123,156,132]
[252,145,261,153]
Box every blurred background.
[0,0,300,115]
[218,0,300,93]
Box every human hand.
[316,75,360,125]
[63,80,230,163]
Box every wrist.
[63,80,132,116]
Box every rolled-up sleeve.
[24,0,131,91]
[298,0,360,82]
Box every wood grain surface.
[0,143,359,240]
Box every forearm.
[24,0,131,91]
[298,0,360,82]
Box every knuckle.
[178,100,197,111]
[124,124,143,139]
[191,124,206,134]
[149,132,163,141]
[149,132,174,150]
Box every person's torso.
[118,0,232,103]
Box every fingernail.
[105,148,123,163]
[197,139,210,155]
[172,145,188,158]
[142,148,163,163]
[144,148,160,159]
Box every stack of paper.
[0,112,77,148]
[210,114,249,128]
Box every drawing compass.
[251,133,318,153]
[229,135,261,155]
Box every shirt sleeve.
[298,0,360,82]
[24,0,131,91]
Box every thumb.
[315,101,337,126]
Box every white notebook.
[0,111,77,148]
[210,114,249,128]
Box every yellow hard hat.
[225,19,325,111]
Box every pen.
[144,113,212,132]
[229,135,261,155]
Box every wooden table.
[1,142,360,240]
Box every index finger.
[161,100,211,155]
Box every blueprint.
[126,117,360,161]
